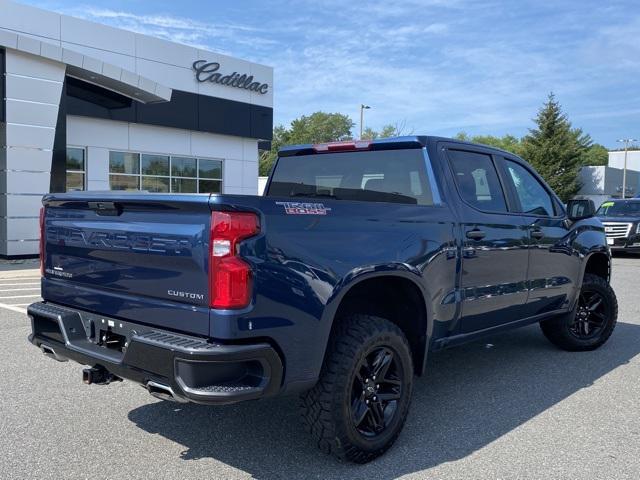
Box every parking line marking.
[0,294,42,299]
[0,288,42,292]
[0,279,41,284]
[0,276,41,280]
[0,302,27,314]
[0,282,40,286]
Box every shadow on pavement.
[128,323,640,478]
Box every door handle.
[531,229,544,240]
[466,229,486,241]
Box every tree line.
[260,93,609,201]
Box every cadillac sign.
[192,60,269,94]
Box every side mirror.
[567,199,596,221]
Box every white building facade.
[577,150,640,206]
[608,150,640,171]
[0,1,273,257]
[578,165,640,206]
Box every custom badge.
[276,202,332,215]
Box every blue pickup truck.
[28,136,617,462]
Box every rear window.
[267,149,436,205]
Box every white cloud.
[59,5,277,55]
[35,0,640,146]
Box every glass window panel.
[142,176,170,192]
[110,175,140,190]
[66,148,85,171]
[66,172,85,191]
[142,154,170,176]
[505,160,554,216]
[199,180,222,193]
[171,157,197,177]
[448,150,507,212]
[171,178,197,193]
[270,150,434,205]
[199,159,222,179]
[109,152,139,174]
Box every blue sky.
[23,0,640,148]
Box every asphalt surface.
[1,258,640,479]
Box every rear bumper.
[27,302,283,405]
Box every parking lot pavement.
[0,265,41,314]
[2,257,640,479]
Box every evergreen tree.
[521,93,589,202]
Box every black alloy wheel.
[570,290,607,339]
[351,346,403,437]
[300,314,414,463]
[540,273,618,351]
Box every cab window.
[504,159,555,216]
[448,149,508,213]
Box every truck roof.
[278,135,519,157]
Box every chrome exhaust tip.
[146,381,187,403]
[40,344,68,362]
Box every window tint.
[268,149,436,205]
[505,160,554,216]
[172,157,197,177]
[448,150,507,212]
[66,148,85,171]
[199,179,222,193]
[109,152,139,174]
[199,159,223,179]
[65,147,85,191]
[107,151,222,193]
[141,154,169,176]
[110,175,140,191]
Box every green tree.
[580,143,609,166]
[259,112,354,176]
[521,93,589,202]
[471,134,524,156]
[454,131,471,142]
[361,122,410,140]
[455,132,524,156]
[259,125,290,176]
[361,126,379,139]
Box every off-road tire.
[540,273,617,351]
[300,314,414,463]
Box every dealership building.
[0,1,273,257]
[578,150,640,206]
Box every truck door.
[497,157,580,316]
[445,147,530,333]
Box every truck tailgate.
[41,193,212,336]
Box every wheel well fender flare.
[318,267,434,375]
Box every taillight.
[209,211,260,309]
[39,207,45,276]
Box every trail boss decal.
[276,202,332,215]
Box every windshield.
[596,200,640,217]
[267,149,436,205]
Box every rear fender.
[318,264,433,375]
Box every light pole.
[360,104,370,139]
[617,138,637,199]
